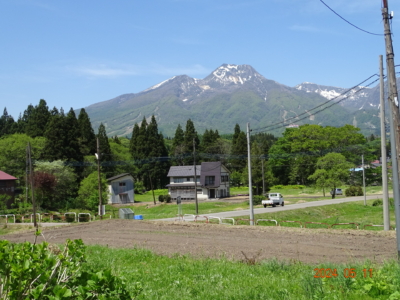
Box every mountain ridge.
[82,64,383,137]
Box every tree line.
[0,99,384,211]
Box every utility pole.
[96,138,103,220]
[261,157,265,196]
[247,123,254,225]
[27,142,37,229]
[362,154,366,206]
[380,55,390,231]
[382,0,400,257]
[194,138,198,215]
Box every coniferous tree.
[146,115,170,189]
[77,108,96,156]
[129,123,140,159]
[26,99,51,137]
[230,125,247,171]
[42,113,68,160]
[170,124,185,166]
[65,108,83,164]
[0,108,16,137]
[183,119,200,165]
[97,123,115,178]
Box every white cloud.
[70,64,138,78]
[67,62,209,78]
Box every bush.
[373,198,394,207]
[252,195,264,205]
[164,194,172,203]
[158,195,164,202]
[0,239,138,299]
[345,186,363,197]
[270,185,306,190]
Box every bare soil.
[2,220,397,264]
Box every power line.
[319,0,383,36]
[251,74,380,133]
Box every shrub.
[345,186,363,196]
[0,239,138,299]
[252,195,264,205]
[373,198,394,207]
[164,194,172,203]
[158,195,165,203]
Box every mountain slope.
[83,64,381,137]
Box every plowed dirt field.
[2,220,397,264]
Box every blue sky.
[1,0,399,119]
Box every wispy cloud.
[69,64,138,78]
[67,62,209,78]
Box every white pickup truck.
[262,193,284,208]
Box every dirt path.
[2,220,397,264]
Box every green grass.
[112,201,250,220]
[250,199,396,230]
[84,245,400,299]
[134,189,169,203]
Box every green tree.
[35,160,78,209]
[26,99,51,138]
[0,134,46,181]
[97,123,115,179]
[308,153,353,199]
[183,119,200,165]
[0,108,16,137]
[77,171,108,211]
[77,108,96,156]
[170,124,185,166]
[230,129,247,172]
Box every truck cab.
[262,193,284,208]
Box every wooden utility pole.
[194,138,198,215]
[379,55,390,231]
[247,123,254,225]
[27,142,37,228]
[382,0,400,257]
[96,138,103,220]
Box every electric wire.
[319,0,383,36]
[251,74,380,133]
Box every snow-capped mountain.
[83,64,383,137]
[295,82,377,110]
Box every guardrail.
[304,222,330,229]
[363,224,394,230]
[208,216,222,224]
[221,218,235,225]
[194,215,209,223]
[331,222,359,230]
[280,220,303,228]
[256,219,278,226]
[78,213,91,222]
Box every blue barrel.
[134,215,143,220]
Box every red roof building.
[0,170,18,208]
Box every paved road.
[156,194,388,221]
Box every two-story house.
[166,162,229,201]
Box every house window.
[119,182,126,186]
[196,176,200,183]
[174,178,184,183]
[221,175,229,182]
[186,177,191,182]
[205,176,215,185]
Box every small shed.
[107,173,134,204]
[0,170,17,208]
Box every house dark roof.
[0,171,17,181]
[165,183,196,187]
[167,165,201,177]
[107,173,133,182]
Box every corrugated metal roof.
[167,165,201,177]
[0,170,17,180]
[107,173,132,182]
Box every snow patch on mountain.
[145,76,176,92]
